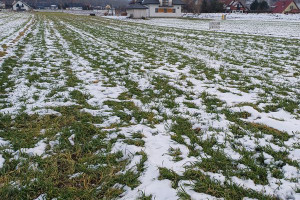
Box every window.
[290,6,293,9]
[156,8,174,13]
[158,8,164,12]
[162,0,169,6]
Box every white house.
[127,0,184,18]
[12,0,31,11]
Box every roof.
[221,0,247,10]
[12,0,31,8]
[127,3,148,9]
[142,0,185,5]
[172,0,185,5]
[273,0,299,13]
[142,0,159,4]
[223,0,245,7]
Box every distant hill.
[3,0,130,8]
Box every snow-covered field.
[182,13,300,21]
[0,12,33,51]
[107,13,300,39]
[0,12,299,199]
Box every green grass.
[0,12,299,199]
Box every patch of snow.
[21,140,47,156]
[68,134,75,146]
[0,155,5,168]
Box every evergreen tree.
[183,0,199,13]
[259,0,269,10]
[210,0,224,12]
[250,0,259,10]
[201,0,208,12]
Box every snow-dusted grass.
[109,13,300,39]
[0,12,299,199]
[182,13,300,21]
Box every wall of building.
[127,9,147,18]
[147,4,182,17]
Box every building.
[50,5,58,10]
[36,2,50,9]
[127,0,185,18]
[222,0,248,13]
[144,0,185,17]
[127,3,148,18]
[272,0,300,13]
[12,0,31,11]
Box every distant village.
[0,0,128,10]
[0,0,299,18]
[127,0,299,18]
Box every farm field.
[0,12,299,199]
[116,14,300,39]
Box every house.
[272,0,300,13]
[12,0,31,11]
[127,0,185,18]
[222,0,248,13]
[50,5,58,10]
[143,0,185,17]
[127,3,148,18]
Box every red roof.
[273,0,299,13]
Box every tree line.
[250,0,269,11]
[183,0,224,13]
[182,0,270,13]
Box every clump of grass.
[124,139,145,147]
[0,51,7,57]
[201,92,224,113]
[158,167,181,188]
[168,147,183,162]
[70,90,91,107]
[103,100,157,124]
[184,169,275,200]
[183,101,197,109]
